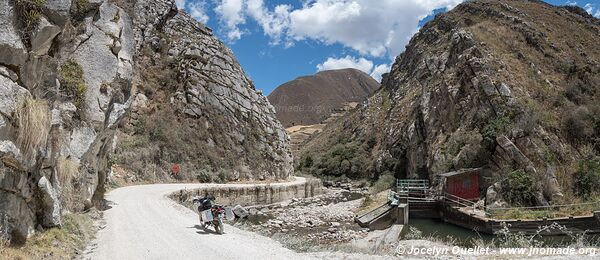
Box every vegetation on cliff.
[299,0,600,208]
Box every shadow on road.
[97,199,114,211]
[190,224,221,235]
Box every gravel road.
[84,180,311,260]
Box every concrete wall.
[170,177,322,207]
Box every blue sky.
[177,0,600,95]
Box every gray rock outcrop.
[0,0,291,243]
[0,0,132,243]
[113,0,292,181]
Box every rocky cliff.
[112,0,292,184]
[0,0,291,243]
[299,0,600,207]
[268,68,379,127]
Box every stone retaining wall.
[170,177,322,207]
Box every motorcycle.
[193,197,234,234]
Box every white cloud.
[188,2,210,24]
[214,0,247,41]
[315,56,391,82]
[581,3,600,18]
[584,3,593,13]
[246,0,291,44]
[288,0,463,58]
[211,0,462,57]
[316,55,374,74]
[175,0,186,9]
[370,64,391,82]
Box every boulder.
[232,205,249,218]
[0,168,36,243]
[0,75,31,116]
[0,66,18,82]
[0,140,23,170]
[37,176,61,227]
[43,0,72,26]
[0,1,28,67]
[31,17,61,56]
[20,55,59,90]
[65,126,97,162]
[485,182,511,210]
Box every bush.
[297,140,374,179]
[370,171,395,194]
[481,116,511,144]
[298,154,313,169]
[59,59,87,110]
[16,97,51,161]
[195,170,213,183]
[574,158,600,197]
[562,106,594,145]
[360,194,373,209]
[14,0,47,29]
[502,169,537,206]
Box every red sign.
[171,164,181,175]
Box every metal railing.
[443,193,476,208]
[396,179,430,193]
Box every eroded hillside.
[299,0,600,207]
[268,68,379,127]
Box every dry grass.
[56,156,80,210]
[355,189,390,215]
[0,213,94,260]
[16,97,51,162]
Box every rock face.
[112,0,292,183]
[0,0,133,243]
[268,68,380,127]
[0,0,290,243]
[300,0,600,206]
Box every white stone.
[0,1,28,66]
[67,126,97,161]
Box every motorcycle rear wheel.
[213,218,224,234]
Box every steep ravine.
[0,0,292,244]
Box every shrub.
[14,0,47,29]
[298,154,313,169]
[574,158,600,197]
[360,194,373,209]
[59,59,87,110]
[562,106,594,145]
[481,116,511,144]
[16,97,51,161]
[72,0,93,20]
[217,170,231,183]
[502,169,537,206]
[195,170,213,183]
[370,171,395,194]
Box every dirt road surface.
[83,179,311,260]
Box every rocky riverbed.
[233,186,373,249]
